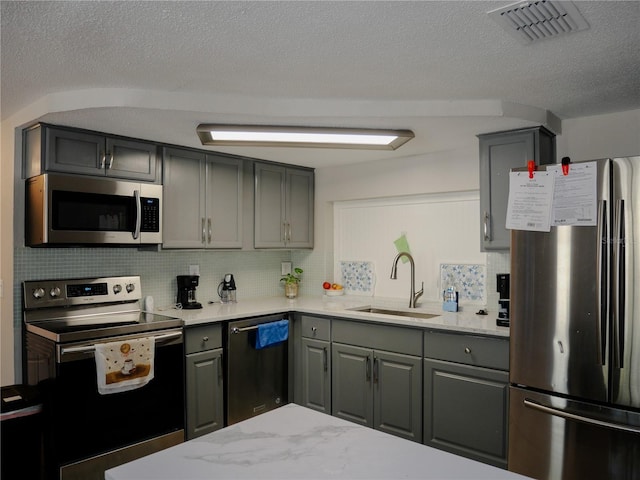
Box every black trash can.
[1,384,44,480]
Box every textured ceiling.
[2,1,639,168]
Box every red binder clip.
[528,160,536,179]
[561,157,571,176]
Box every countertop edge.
[159,296,509,338]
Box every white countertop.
[158,295,508,337]
[106,403,528,480]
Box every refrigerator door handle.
[523,398,640,434]
[596,199,608,365]
[614,199,626,368]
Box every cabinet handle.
[323,347,328,372]
[218,355,223,385]
[373,357,379,385]
[286,222,292,243]
[464,347,472,354]
[201,218,206,244]
[311,326,317,335]
[483,211,490,241]
[365,356,371,382]
[207,218,212,244]
[100,154,106,169]
[202,336,209,342]
[282,222,287,243]
[107,153,114,169]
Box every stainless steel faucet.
[390,252,424,308]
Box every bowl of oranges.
[323,282,344,296]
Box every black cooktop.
[25,312,182,343]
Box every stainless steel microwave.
[26,174,162,246]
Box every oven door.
[39,330,184,480]
[26,174,162,246]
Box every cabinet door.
[204,155,243,248]
[254,163,286,248]
[186,348,224,439]
[285,168,314,248]
[301,338,331,414]
[162,148,207,248]
[478,127,555,251]
[45,127,104,175]
[374,350,422,442]
[423,358,509,468]
[106,137,158,182]
[332,343,373,427]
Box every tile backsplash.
[13,247,292,326]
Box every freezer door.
[509,387,640,480]
[510,159,611,401]
[611,156,640,408]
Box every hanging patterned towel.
[94,337,155,395]
[255,320,289,349]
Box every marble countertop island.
[106,404,529,480]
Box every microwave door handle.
[133,190,141,240]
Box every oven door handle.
[60,331,183,356]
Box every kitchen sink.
[349,307,438,320]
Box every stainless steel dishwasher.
[225,314,289,425]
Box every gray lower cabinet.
[299,316,331,414]
[254,162,314,248]
[185,324,224,440]
[331,320,422,443]
[478,126,555,251]
[24,123,159,182]
[163,147,243,249]
[423,330,509,468]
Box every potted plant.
[280,267,303,298]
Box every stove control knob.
[126,283,135,293]
[113,284,122,294]
[49,287,61,298]
[33,287,45,299]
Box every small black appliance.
[177,275,202,309]
[217,273,237,303]
[496,273,510,327]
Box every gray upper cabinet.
[163,147,243,249]
[24,123,159,182]
[331,320,422,443]
[185,324,224,440]
[254,163,314,248]
[423,331,509,469]
[478,126,555,251]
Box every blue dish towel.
[255,319,289,349]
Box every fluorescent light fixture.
[196,124,414,150]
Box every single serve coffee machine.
[217,273,237,303]
[496,273,510,327]
[177,275,202,309]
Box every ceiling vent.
[488,0,589,45]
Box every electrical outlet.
[281,262,292,276]
[189,265,200,276]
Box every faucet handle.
[414,282,425,302]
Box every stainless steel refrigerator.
[509,157,640,480]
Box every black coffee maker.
[496,273,510,327]
[177,275,202,309]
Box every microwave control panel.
[140,197,160,232]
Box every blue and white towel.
[255,319,289,349]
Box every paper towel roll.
[144,296,155,312]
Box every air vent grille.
[488,0,589,44]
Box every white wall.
[296,109,640,299]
